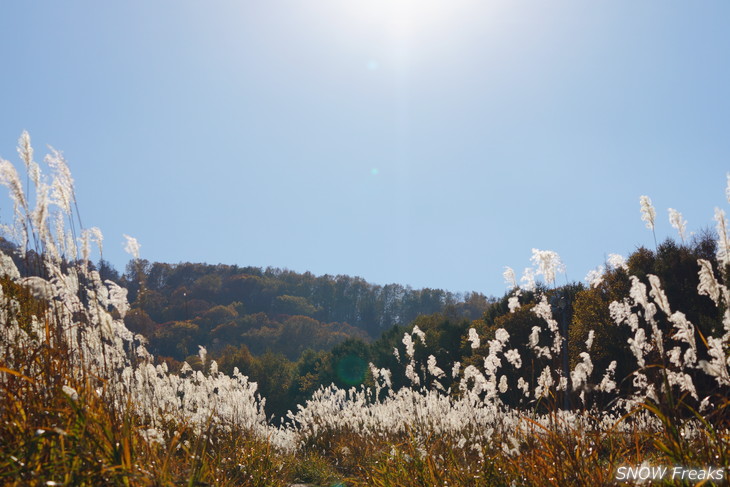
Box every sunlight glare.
[334,0,482,42]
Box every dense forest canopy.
[118,259,492,358]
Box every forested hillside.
[119,260,491,358]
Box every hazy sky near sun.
[1,1,728,297]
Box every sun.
[334,0,475,41]
[376,0,456,34]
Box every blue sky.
[1,1,728,297]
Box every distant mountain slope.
[119,260,493,361]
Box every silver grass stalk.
[80,228,92,266]
[530,248,565,287]
[503,266,517,289]
[89,226,103,257]
[533,295,562,354]
[669,311,697,367]
[369,363,384,398]
[570,352,593,393]
[0,158,29,248]
[520,267,536,292]
[32,181,54,259]
[45,147,74,216]
[517,376,530,397]
[698,336,730,386]
[405,362,420,386]
[714,207,729,268]
[498,375,509,394]
[585,330,595,350]
[17,131,40,188]
[412,325,426,344]
[507,295,520,313]
[504,348,522,369]
[483,328,509,377]
[697,258,723,305]
[55,212,67,257]
[607,253,627,271]
[648,274,671,316]
[451,361,460,379]
[123,234,141,259]
[668,208,687,244]
[534,366,554,398]
[585,266,604,288]
[666,370,698,400]
[640,195,657,248]
[598,361,617,393]
[467,327,480,349]
[426,355,445,379]
[402,332,415,359]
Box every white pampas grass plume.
[426,355,445,379]
[517,376,530,397]
[640,195,656,231]
[715,207,729,268]
[503,266,517,289]
[405,362,420,385]
[451,361,460,379]
[32,182,53,258]
[607,253,627,271]
[467,328,480,349]
[571,352,593,391]
[495,328,510,344]
[498,375,509,394]
[640,195,658,248]
[628,327,648,368]
[697,259,721,305]
[598,361,617,393]
[699,336,730,386]
[0,158,29,247]
[585,330,595,350]
[535,366,554,398]
[107,280,130,318]
[666,370,698,400]
[123,234,141,259]
[89,227,103,256]
[402,333,415,359]
[46,147,74,215]
[80,228,92,265]
[585,266,604,288]
[668,208,687,243]
[520,267,536,292]
[412,325,426,345]
[648,274,671,315]
[530,248,565,287]
[529,326,540,349]
[507,295,520,313]
[17,131,40,187]
[504,348,522,369]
